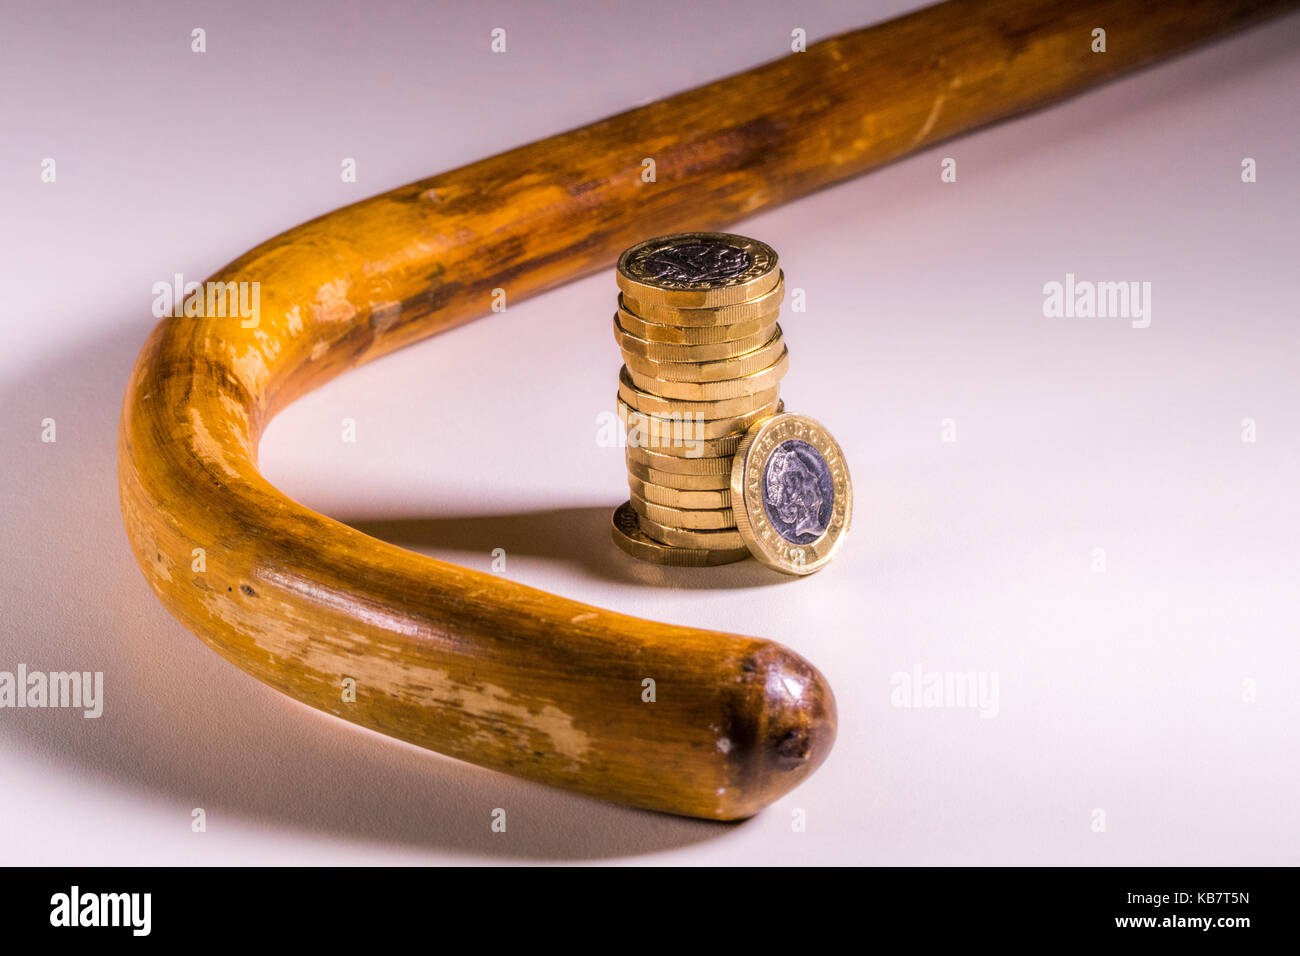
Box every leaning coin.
[610,501,749,567]
[618,367,780,419]
[628,475,732,510]
[616,306,778,345]
[622,328,784,384]
[730,412,853,576]
[626,349,789,401]
[635,511,747,550]
[620,274,784,327]
[617,233,780,309]
[630,492,735,531]
[613,314,778,362]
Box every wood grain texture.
[118,0,1294,819]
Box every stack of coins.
[610,233,789,566]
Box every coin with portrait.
[730,413,852,575]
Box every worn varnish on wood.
[118,0,1294,819]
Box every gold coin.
[626,428,745,459]
[627,445,733,475]
[630,492,735,530]
[619,275,784,327]
[626,349,788,401]
[626,459,733,490]
[616,306,777,345]
[635,510,747,550]
[616,233,780,308]
[730,413,853,576]
[628,475,732,510]
[618,397,783,445]
[613,314,778,362]
[610,501,749,567]
[622,329,785,383]
[618,367,780,419]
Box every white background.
[2,0,1298,864]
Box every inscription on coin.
[639,240,752,284]
[731,413,853,575]
[617,232,779,305]
[762,439,834,544]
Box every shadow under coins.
[0,317,751,861]
[344,507,794,591]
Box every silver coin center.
[762,439,833,544]
[638,242,752,284]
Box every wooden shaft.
[118,0,1294,819]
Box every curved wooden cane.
[119,0,1293,819]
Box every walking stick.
[119,0,1296,819]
